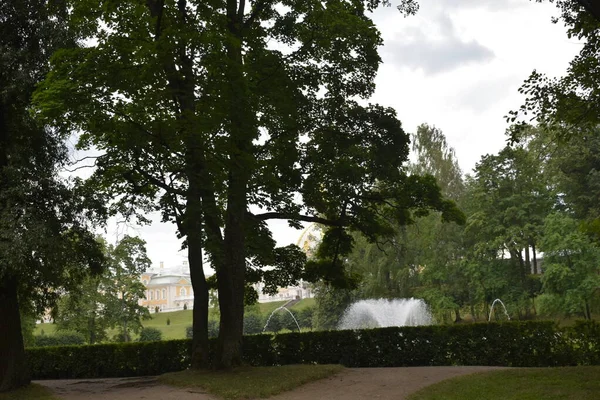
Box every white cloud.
[384,13,495,75]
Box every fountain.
[488,298,510,321]
[338,298,434,330]
[262,305,302,333]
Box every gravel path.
[37,366,507,400]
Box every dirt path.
[37,366,506,400]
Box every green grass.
[160,364,343,399]
[33,323,57,336]
[33,299,314,341]
[256,300,288,315]
[142,309,195,340]
[408,367,600,400]
[289,297,316,310]
[0,384,59,400]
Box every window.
[155,290,160,300]
[180,287,186,297]
[162,289,166,299]
[143,279,148,285]
[149,291,153,300]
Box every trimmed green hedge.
[27,320,600,379]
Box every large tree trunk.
[187,179,210,369]
[188,235,209,369]
[0,276,30,392]
[216,0,254,369]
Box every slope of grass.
[289,297,315,310]
[33,298,313,341]
[408,367,600,400]
[0,384,59,400]
[33,323,57,336]
[160,364,343,399]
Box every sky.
[89,0,582,272]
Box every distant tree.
[103,236,152,341]
[56,236,150,344]
[55,275,110,344]
[513,1,600,234]
[539,212,600,319]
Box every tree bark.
[532,242,538,275]
[216,0,255,369]
[188,225,209,369]
[0,276,30,392]
[454,308,462,323]
[187,176,210,369]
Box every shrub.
[297,307,315,330]
[166,318,171,326]
[34,331,86,347]
[26,320,600,380]
[138,327,163,342]
[263,312,283,333]
[244,313,264,335]
[112,332,132,343]
[186,320,219,339]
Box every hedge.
[27,320,600,379]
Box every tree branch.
[243,0,271,29]
[250,212,343,227]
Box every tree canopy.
[0,0,104,392]
[35,0,462,368]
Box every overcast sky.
[97,0,581,272]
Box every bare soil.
[37,366,506,400]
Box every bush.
[263,312,283,333]
[138,327,163,342]
[167,318,171,326]
[297,307,315,330]
[112,332,132,343]
[34,331,86,347]
[186,320,219,339]
[26,320,600,380]
[27,339,192,379]
[244,313,264,335]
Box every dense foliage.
[55,236,151,343]
[33,0,461,368]
[0,0,105,391]
[27,321,600,379]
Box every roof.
[146,275,191,286]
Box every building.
[140,261,194,312]
[253,280,313,303]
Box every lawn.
[34,298,311,340]
[0,384,59,400]
[160,364,343,399]
[408,367,600,400]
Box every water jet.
[338,298,434,330]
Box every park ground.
[36,366,506,400]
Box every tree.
[539,212,600,319]
[56,236,151,343]
[35,0,461,368]
[0,0,104,392]
[55,275,110,344]
[103,236,152,341]
[464,139,555,317]
[512,1,600,231]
